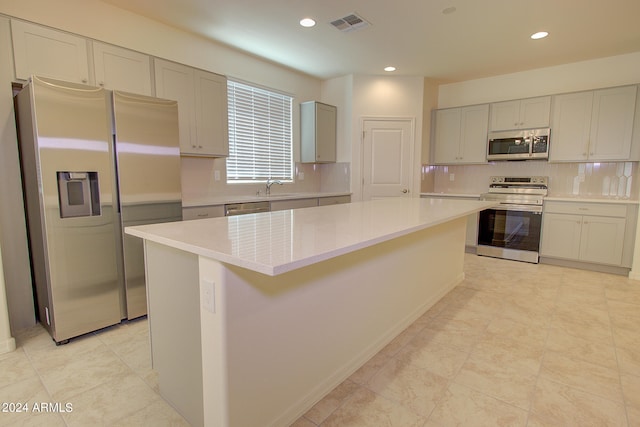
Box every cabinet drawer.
[544,201,627,217]
[182,205,225,220]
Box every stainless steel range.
[477,176,548,263]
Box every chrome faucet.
[265,178,283,195]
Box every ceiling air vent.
[330,13,370,33]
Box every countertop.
[182,192,352,208]
[544,196,639,204]
[421,192,639,204]
[126,198,496,276]
[421,192,482,199]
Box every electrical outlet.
[449,173,455,181]
[214,170,221,181]
[202,280,215,313]
[298,171,304,180]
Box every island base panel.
[196,217,467,426]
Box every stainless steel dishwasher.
[224,201,270,216]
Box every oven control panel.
[489,176,548,186]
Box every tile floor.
[1,254,639,426]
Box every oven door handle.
[488,204,543,213]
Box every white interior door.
[362,119,414,200]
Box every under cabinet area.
[432,104,489,164]
[540,201,632,267]
[154,59,229,157]
[301,101,337,163]
[550,85,638,162]
[489,96,550,131]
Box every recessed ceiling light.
[300,18,316,28]
[384,66,396,72]
[531,31,549,40]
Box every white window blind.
[226,80,293,182]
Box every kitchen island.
[125,198,495,427]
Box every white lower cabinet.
[541,201,627,266]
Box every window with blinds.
[226,80,293,182]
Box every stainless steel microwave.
[487,128,550,161]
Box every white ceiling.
[102,0,640,82]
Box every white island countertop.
[126,198,496,276]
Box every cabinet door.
[490,100,520,131]
[579,216,626,265]
[549,91,593,161]
[520,96,551,128]
[194,70,229,156]
[490,97,550,131]
[11,20,90,84]
[433,108,461,164]
[93,42,152,95]
[315,103,337,162]
[154,59,196,153]
[540,213,582,259]
[588,86,637,161]
[459,104,489,163]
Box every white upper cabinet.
[550,85,637,162]
[490,96,551,131]
[154,59,196,153]
[194,70,229,157]
[301,101,337,163]
[11,20,90,84]
[433,104,489,164]
[154,59,229,157]
[92,42,152,95]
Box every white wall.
[0,17,34,332]
[350,75,425,200]
[0,240,16,354]
[321,75,353,163]
[438,52,640,108]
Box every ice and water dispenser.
[56,171,101,218]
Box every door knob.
[402,189,408,193]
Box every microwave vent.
[330,13,371,33]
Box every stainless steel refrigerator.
[16,76,182,344]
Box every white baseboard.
[0,336,16,354]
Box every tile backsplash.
[422,161,638,199]
[181,157,351,202]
